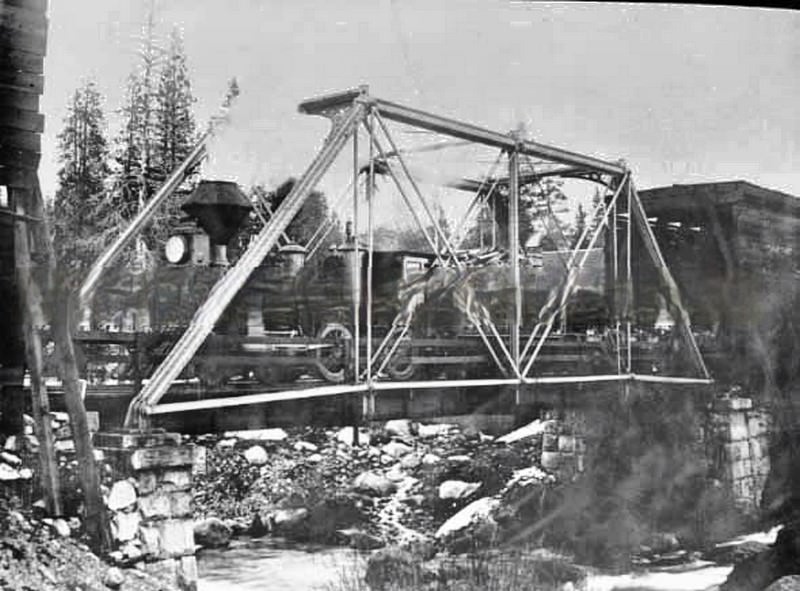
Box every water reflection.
[197,537,361,591]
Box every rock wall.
[94,429,197,591]
[539,410,586,479]
[707,396,770,513]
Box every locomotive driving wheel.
[315,323,352,383]
[387,337,415,381]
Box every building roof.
[638,180,800,215]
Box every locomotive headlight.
[165,234,190,265]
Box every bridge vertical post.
[351,117,362,446]
[365,109,376,421]
[508,148,521,402]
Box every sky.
[41,1,800,227]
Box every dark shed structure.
[637,181,800,386]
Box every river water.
[197,538,363,591]
[197,528,779,591]
[197,538,731,591]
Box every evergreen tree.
[52,80,119,287]
[151,27,198,242]
[154,27,196,175]
[112,7,163,225]
[571,203,587,248]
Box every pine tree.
[112,6,163,224]
[151,26,197,242]
[52,80,119,287]
[155,27,196,175]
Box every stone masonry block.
[542,433,559,452]
[723,440,751,463]
[136,471,158,496]
[558,435,577,453]
[160,469,192,491]
[541,451,561,470]
[714,413,750,442]
[178,556,198,591]
[130,446,195,471]
[94,429,182,450]
[192,446,207,476]
[730,476,759,507]
[139,519,194,559]
[747,414,770,437]
[729,458,755,481]
[140,491,192,520]
[713,397,753,412]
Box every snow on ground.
[585,526,781,591]
[496,419,552,444]
[586,561,732,591]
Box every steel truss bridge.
[75,86,712,428]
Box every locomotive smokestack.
[181,180,253,266]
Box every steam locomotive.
[78,179,639,388]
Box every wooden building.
[636,181,800,387]
[0,0,48,429]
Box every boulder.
[382,441,413,459]
[272,507,310,536]
[418,424,457,439]
[447,454,471,463]
[50,518,71,538]
[354,471,396,497]
[0,464,20,480]
[384,419,414,438]
[435,497,500,538]
[243,445,268,466]
[103,566,125,589]
[385,465,408,482]
[337,528,384,550]
[107,480,137,511]
[306,453,323,463]
[306,495,367,543]
[293,440,319,452]
[224,428,288,442]
[421,453,442,466]
[400,453,422,470]
[765,576,800,591]
[438,480,482,501]
[193,517,232,549]
[3,436,18,451]
[0,452,21,466]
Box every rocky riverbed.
[189,417,794,590]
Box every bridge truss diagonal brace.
[369,109,521,379]
[124,101,366,427]
[629,182,710,379]
[520,174,629,377]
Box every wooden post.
[21,177,111,552]
[13,201,61,515]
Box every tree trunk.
[23,176,111,553]
[13,213,62,515]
